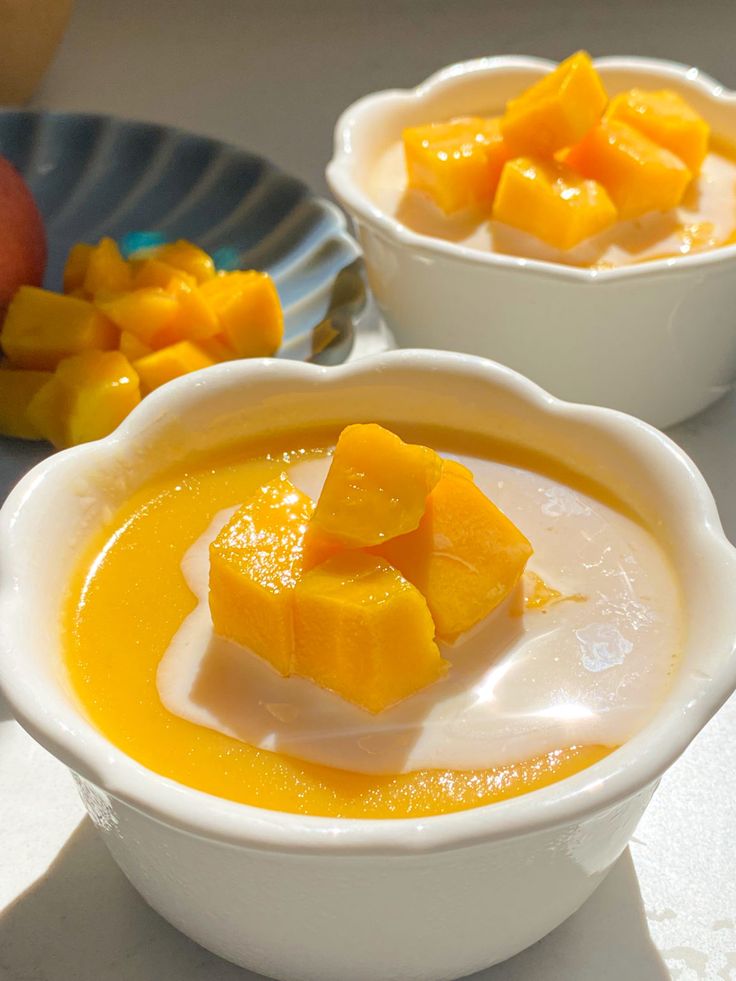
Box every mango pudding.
[369,51,736,268]
[63,422,683,819]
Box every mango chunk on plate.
[118,330,152,362]
[150,240,216,283]
[374,467,533,639]
[312,423,443,547]
[26,350,140,449]
[493,157,617,250]
[0,287,118,370]
[565,119,691,220]
[403,116,509,214]
[209,475,313,675]
[292,552,447,713]
[201,271,283,357]
[605,88,709,175]
[133,340,215,393]
[0,367,53,439]
[83,237,132,297]
[97,288,178,346]
[63,243,94,294]
[501,51,608,157]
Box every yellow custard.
[64,427,682,818]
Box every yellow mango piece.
[131,258,190,291]
[312,423,443,547]
[292,552,447,713]
[26,350,140,448]
[133,340,214,393]
[493,157,617,250]
[374,470,532,639]
[201,271,283,357]
[196,334,237,362]
[403,116,509,214]
[209,475,313,675]
[566,119,692,220]
[501,51,608,156]
[441,458,474,481]
[83,238,132,297]
[152,240,215,283]
[0,367,52,439]
[63,243,94,294]
[165,276,219,342]
[97,288,178,346]
[0,287,118,370]
[605,88,710,174]
[119,330,152,362]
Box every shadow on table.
[0,817,669,981]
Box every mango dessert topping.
[292,553,447,714]
[209,474,312,676]
[208,424,532,712]
[374,459,533,639]
[388,52,726,264]
[0,236,285,445]
[500,51,608,157]
[403,117,508,214]
[565,120,692,221]
[311,422,443,546]
[605,88,710,174]
[493,157,617,250]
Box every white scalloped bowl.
[327,57,736,428]
[1,351,736,981]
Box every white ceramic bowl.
[1,351,736,981]
[327,57,736,428]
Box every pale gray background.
[2,2,736,979]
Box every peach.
[0,156,46,313]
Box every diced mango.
[196,334,236,362]
[63,243,93,294]
[501,51,608,156]
[165,276,219,342]
[605,88,710,174]
[403,116,509,214]
[152,240,216,283]
[312,423,443,547]
[133,340,214,393]
[119,330,153,362]
[441,458,474,481]
[0,367,53,439]
[292,552,447,713]
[566,120,691,220]
[131,258,189,291]
[209,475,313,675]
[493,157,617,250]
[0,287,118,370]
[201,271,283,357]
[374,469,532,639]
[83,238,132,297]
[26,350,140,448]
[96,288,178,346]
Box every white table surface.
[2,1,736,978]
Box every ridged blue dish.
[0,109,360,342]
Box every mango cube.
[0,368,53,439]
[195,334,237,362]
[566,120,692,220]
[26,350,140,448]
[118,330,152,362]
[209,475,313,675]
[292,553,447,713]
[152,240,216,283]
[201,271,283,357]
[374,469,532,639]
[63,243,93,294]
[133,340,214,393]
[403,116,509,214]
[312,423,443,547]
[131,258,188,291]
[96,288,178,346]
[0,287,118,370]
[605,88,710,174]
[501,51,608,157]
[166,276,219,342]
[493,157,617,250]
[83,238,132,297]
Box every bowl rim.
[326,55,736,284]
[1,349,736,855]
